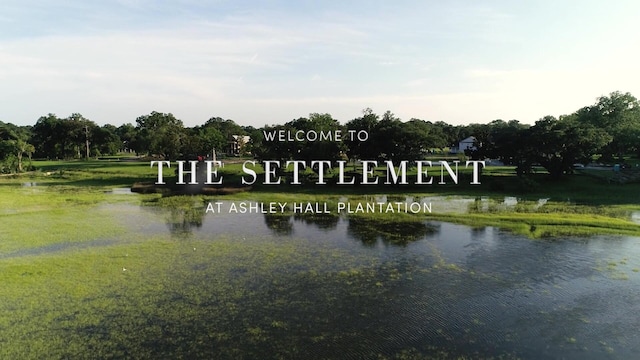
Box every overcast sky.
[1,0,639,127]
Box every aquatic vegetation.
[1,231,500,358]
[0,187,125,253]
[346,215,436,246]
[2,159,640,358]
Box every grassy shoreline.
[2,159,640,239]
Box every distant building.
[228,135,251,155]
[450,136,477,154]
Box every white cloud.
[2,1,640,128]
[0,12,376,125]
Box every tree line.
[0,111,254,173]
[1,91,639,179]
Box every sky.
[1,0,640,128]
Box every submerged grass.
[0,228,521,359]
[0,185,128,253]
[0,232,398,358]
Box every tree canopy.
[1,91,639,178]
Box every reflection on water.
[292,213,340,230]
[347,217,436,246]
[85,200,640,358]
[146,199,434,247]
[141,197,207,236]
[165,206,204,235]
[264,214,293,235]
[104,187,133,195]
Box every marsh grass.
[1,159,638,358]
[4,159,640,240]
[0,185,128,253]
[0,230,515,359]
[26,159,161,188]
[0,233,397,358]
[428,212,640,238]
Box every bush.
[0,154,18,174]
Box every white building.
[228,135,251,155]
[450,136,477,154]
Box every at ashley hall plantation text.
[205,201,433,214]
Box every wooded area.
[1,91,639,179]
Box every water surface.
[8,198,640,359]
[94,200,640,359]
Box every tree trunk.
[16,152,23,172]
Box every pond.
[83,199,640,359]
[5,198,640,359]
